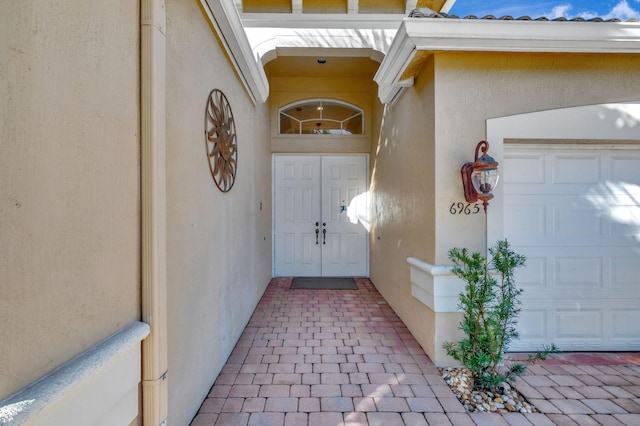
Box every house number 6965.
[449,202,481,215]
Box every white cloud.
[604,0,640,19]
[550,4,572,19]
[546,3,599,19]
[545,0,639,19]
[451,0,640,21]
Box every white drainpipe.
[141,0,168,424]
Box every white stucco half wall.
[0,322,149,426]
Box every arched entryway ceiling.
[199,0,457,103]
[242,19,397,66]
[236,1,457,79]
[263,48,381,80]
[235,0,454,15]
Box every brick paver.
[284,412,308,426]
[549,399,594,414]
[248,412,284,426]
[581,399,628,415]
[191,278,640,425]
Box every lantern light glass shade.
[471,167,499,201]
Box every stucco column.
[141,0,168,424]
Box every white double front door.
[274,155,368,277]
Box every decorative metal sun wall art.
[205,89,237,192]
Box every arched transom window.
[279,99,364,135]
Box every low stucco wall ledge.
[407,257,464,313]
[0,321,150,426]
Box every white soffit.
[236,1,443,15]
[202,0,269,104]
[375,18,640,104]
[241,14,401,66]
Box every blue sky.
[448,0,640,20]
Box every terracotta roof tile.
[408,8,636,23]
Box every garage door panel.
[610,155,640,182]
[554,257,602,288]
[504,200,546,240]
[514,256,547,288]
[612,310,640,339]
[554,310,603,340]
[511,300,640,351]
[521,289,638,300]
[517,309,547,341]
[609,217,640,243]
[508,203,637,246]
[611,256,640,288]
[553,203,602,238]
[516,246,638,291]
[504,146,640,352]
[553,154,601,185]
[504,153,545,184]
[589,181,640,198]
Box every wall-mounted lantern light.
[461,141,499,213]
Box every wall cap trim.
[408,257,464,313]
[0,322,150,425]
[407,256,455,275]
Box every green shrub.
[443,240,557,391]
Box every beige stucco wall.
[369,50,640,365]
[0,0,140,400]
[369,57,437,357]
[270,76,375,153]
[165,1,272,423]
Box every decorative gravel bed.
[439,367,537,414]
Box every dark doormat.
[290,277,357,290]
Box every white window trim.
[278,99,365,135]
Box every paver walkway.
[191,278,640,425]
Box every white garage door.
[504,145,640,351]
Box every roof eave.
[202,0,270,104]
[375,18,640,104]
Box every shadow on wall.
[586,104,640,245]
[600,103,640,130]
[586,181,640,244]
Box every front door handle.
[315,228,319,244]
[322,228,326,244]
